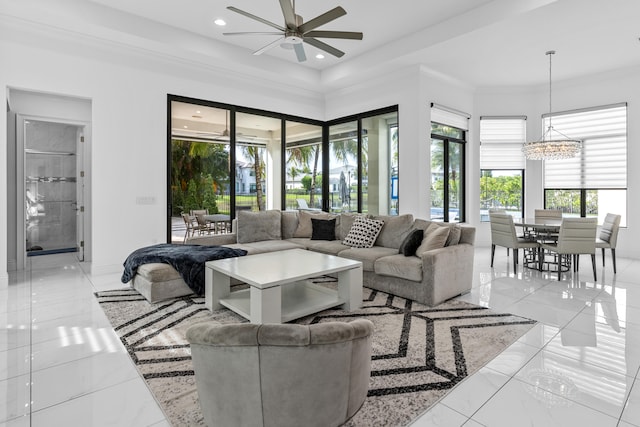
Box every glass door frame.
[16,114,87,268]
[167,95,399,241]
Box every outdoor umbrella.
[339,171,350,208]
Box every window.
[168,96,398,242]
[430,104,468,223]
[543,104,627,226]
[479,117,526,221]
[328,107,399,215]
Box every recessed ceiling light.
[183,125,188,129]
[214,18,226,26]
[315,54,325,60]
[196,110,201,114]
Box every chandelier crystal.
[523,50,581,160]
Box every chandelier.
[522,50,581,160]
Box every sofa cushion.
[337,246,398,271]
[372,214,414,249]
[398,229,424,256]
[237,210,282,243]
[293,210,331,238]
[374,254,423,282]
[136,263,181,282]
[245,240,305,254]
[311,218,337,241]
[415,224,450,256]
[281,211,299,239]
[342,216,384,248]
[222,243,267,255]
[306,240,351,256]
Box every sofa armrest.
[420,243,474,306]
[187,233,238,246]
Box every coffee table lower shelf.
[219,282,344,323]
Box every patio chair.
[190,209,209,216]
[194,213,213,235]
[296,199,321,211]
[596,213,621,273]
[181,213,197,243]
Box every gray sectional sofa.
[176,209,476,307]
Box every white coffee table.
[205,249,363,324]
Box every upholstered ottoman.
[131,263,194,303]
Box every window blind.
[544,104,627,189]
[431,104,470,131]
[480,117,526,169]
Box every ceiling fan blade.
[253,37,285,56]
[279,0,296,28]
[298,6,346,34]
[303,30,363,40]
[293,43,307,62]
[303,37,344,58]
[223,32,283,36]
[227,6,285,32]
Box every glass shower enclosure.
[23,119,81,257]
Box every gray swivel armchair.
[489,212,540,274]
[540,217,598,281]
[596,213,621,273]
[186,319,374,427]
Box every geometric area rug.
[95,280,536,426]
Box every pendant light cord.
[546,50,555,132]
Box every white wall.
[1,31,324,270]
[325,65,476,219]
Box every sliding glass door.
[284,121,323,211]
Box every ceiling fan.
[223,0,363,62]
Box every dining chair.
[596,213,621,273]
[534,209,562,242]
[488,208,510,254]
[539,218,598,281]
[489,212,540,274]
[534,209,562,219]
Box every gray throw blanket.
[121,244,247,295]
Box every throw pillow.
[432,222,462,246]
[415,224,450,256]
[293,210,330,238]
[236,210,282,244]
[311,218,336,241]
[342,216,385,248]
[372,214,414,249]
[398,229,424,256]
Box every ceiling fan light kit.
[223,0,363,62]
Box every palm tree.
[241,144,266,211]
[287,144,321,206]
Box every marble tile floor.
[1,247,639,426]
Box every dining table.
[203,214,231,234]
[512,217,564,272]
